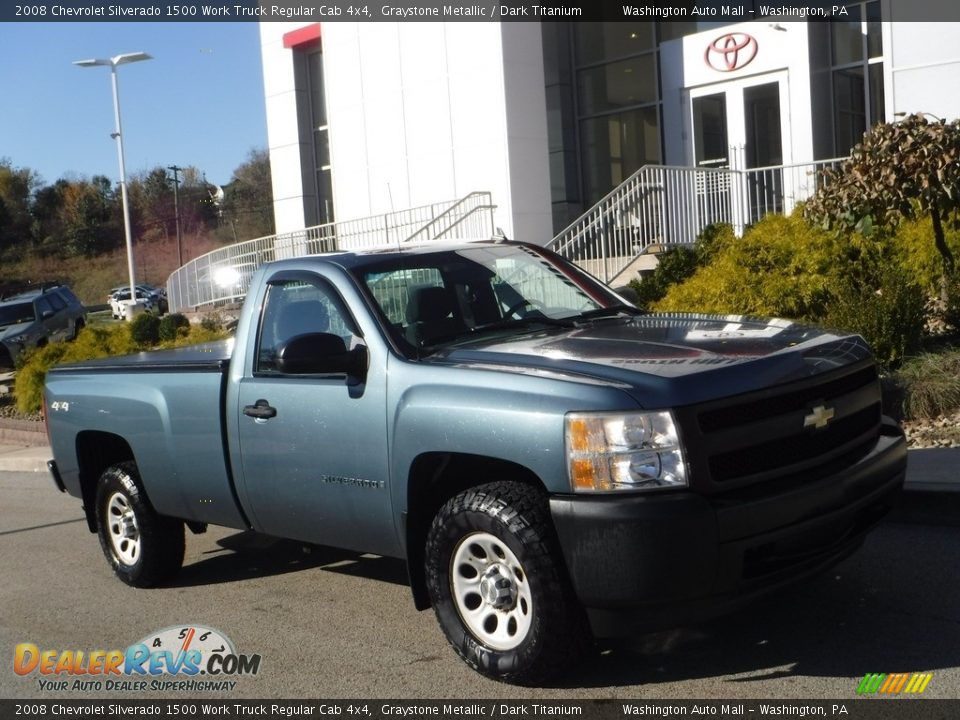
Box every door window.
[255,279,358,374]
[46,293,67,311]
[693,93,728,167]
[35,297,54,318]
[743,82,783,168]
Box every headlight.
[565,410,688,492]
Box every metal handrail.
[548,158,845,285]
[403,191,493,243]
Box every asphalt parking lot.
[2,469,958,701]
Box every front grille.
[679,361,883,492]
[709,403,881,482]
[698,365,877,432]
[0,343,12,370]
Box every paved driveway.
[2,470,958,700]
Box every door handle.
[243,399,277,420]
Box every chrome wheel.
[451,531,532,651]
[106,490,140,566]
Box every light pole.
[74,52,152,307]
[168,165,183,267]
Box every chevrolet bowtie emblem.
[804,405,835,430]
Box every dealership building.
[258,10,960,245]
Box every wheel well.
[405,452,546,611]
[76,431,135,532]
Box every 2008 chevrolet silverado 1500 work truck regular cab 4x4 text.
[44,240,906,684]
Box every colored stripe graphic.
[857,673,886,694]
[904,674,933,694]
[858,672,932,695]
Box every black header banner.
[0,700,956,720]
[4,0,960,22]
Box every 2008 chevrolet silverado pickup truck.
[44,239,906,684]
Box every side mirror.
[41,310,54,320]
[276,332,368,382]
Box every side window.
[55,287,81,306]
[255,278,358,374]
[35,297,54,318]
[46,292,67,312]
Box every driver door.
[235,274,394,555]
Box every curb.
[0,417,46,447]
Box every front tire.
[95,462,184,587]
[425,481,589,685]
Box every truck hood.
[427,313,873,408]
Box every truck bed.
[45,340,247,529]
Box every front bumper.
[549,419,906,636]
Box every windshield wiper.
[424,316,576,348]
[574,304,645,322]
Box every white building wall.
[885,21,960,122]
[261,22,553,242]
[260,23,312,234]
[321,22,552,242]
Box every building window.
[580,107,661,202]
[305,50,334,225]
[289,32,334,229]
[831,1,884,155]
[542,23,582,231]
[572,22,663,205]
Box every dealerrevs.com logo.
[856,672,933,695]
[14,625,261,693]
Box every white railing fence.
[548,158,845,285]
[403,191,498,244]
[167,192,495,313]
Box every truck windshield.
[0,302,36,326]
[354,244,632,354]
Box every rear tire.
[94,462,184,587]
[425,481,589,685]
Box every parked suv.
[0,285,86,369]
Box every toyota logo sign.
[704,33,758,72]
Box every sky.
[0,22,267,187]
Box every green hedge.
[655,213,839,319]
[628,223,732,310]
[823,269,927,369]
[130,313,161,345]
[650,212,956,369]
[159,313,191,341]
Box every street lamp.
[167,165,183,267]
[74,51,152,311]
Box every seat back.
[404,286,465,346]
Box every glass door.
[690,73,790,230]
[691,73,788,170]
